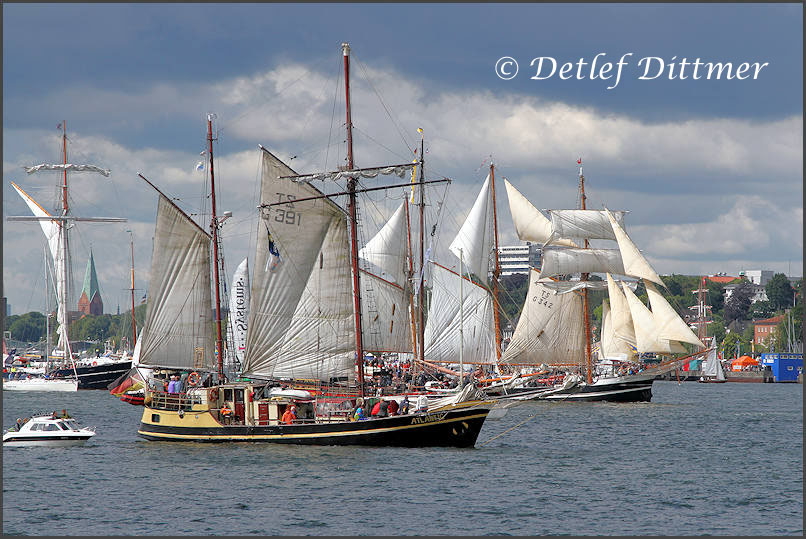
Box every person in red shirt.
[281,405,296,424]
[370,400,381,416]
[387,398,399,416]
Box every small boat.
[3,376,78,392]
[698,337,727,383]
[3,413,96,446]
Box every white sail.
[504,179,576,247]
[499,269,586,366]
[540,247,626,278]
[359,200,409,286]
[605,208,665,287]
[645,281,704,347]
[423,263,497,365]
[548,209,627,241]
[265,217,355,381]
[600,299,613,358]
[360,271,412,353]
[619,281,683,355]
[606,272,637,350]
[226,258,250,367]
[242,148,355,381]
[139,194,215,370]
[701,337,725,380]
[11,182,71,354]
[449,174,493,279]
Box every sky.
[2,3,803,316]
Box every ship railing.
[148,391,202,410]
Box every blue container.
[760,353,803,382]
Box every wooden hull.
[138,401,491,447]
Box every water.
[2,381,802,535]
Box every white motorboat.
[3,413,96,446]
[3,376,78,392]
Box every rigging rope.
[477,406,539,447]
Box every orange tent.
[731,355,758,371]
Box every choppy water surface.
[2,381,802,535]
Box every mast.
[45,246,51,360]
[417,134,426,368]
[60,121,73,364]
[207,114,225,381]
[128,230,137,351]
[489,163,503,361]
[342,42,365,396]
[579,159,593,384]
[404,199,418,364]
[459,248,465,388]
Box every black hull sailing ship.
[51,360,132,390]
[486,161,706,402]
[134,44,493,446]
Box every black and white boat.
[3,413,96,446]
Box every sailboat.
[490,160,706,402]
[5,123,126,391]
[699,337,727,383]
[134,44,494,446]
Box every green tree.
[8,312,46,342]
[748,300,775,320]
[766,273,795,310]
[724,281,754,323]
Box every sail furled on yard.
[139,194,215,370]
[242,148,355,381]
[499,269,586,366]
[423,263,497,364]
[449,173,494,279]
[503,179,576,247]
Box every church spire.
[78,249,103,315]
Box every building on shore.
[77,250,103,316]
[498,242,541,276]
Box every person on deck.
[415,394,428,413]
[354,405,365,421]
[220,404,233,424]
[376,400,389,418]
[387,398,399,416]
[399,396,410,415]
[281,405,296,424]
[370,400,382,416]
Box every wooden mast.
[489,163,503,362]
[59,121,73,362]
[207,115,226,381]
[417,134,426,369]
[128,230,137,350]
[404,198,418,365]
[342,42,366,397]
[579,159,593,384]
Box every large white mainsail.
[604,272,637,355]
[499,269,586,366]
[605,207,665,287]
[138,194,215,370]
[241,148,355,381]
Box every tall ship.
[486,160,707,402]
[134,44,494,446]
[5,122,130,391]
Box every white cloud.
[3,59,802,315]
